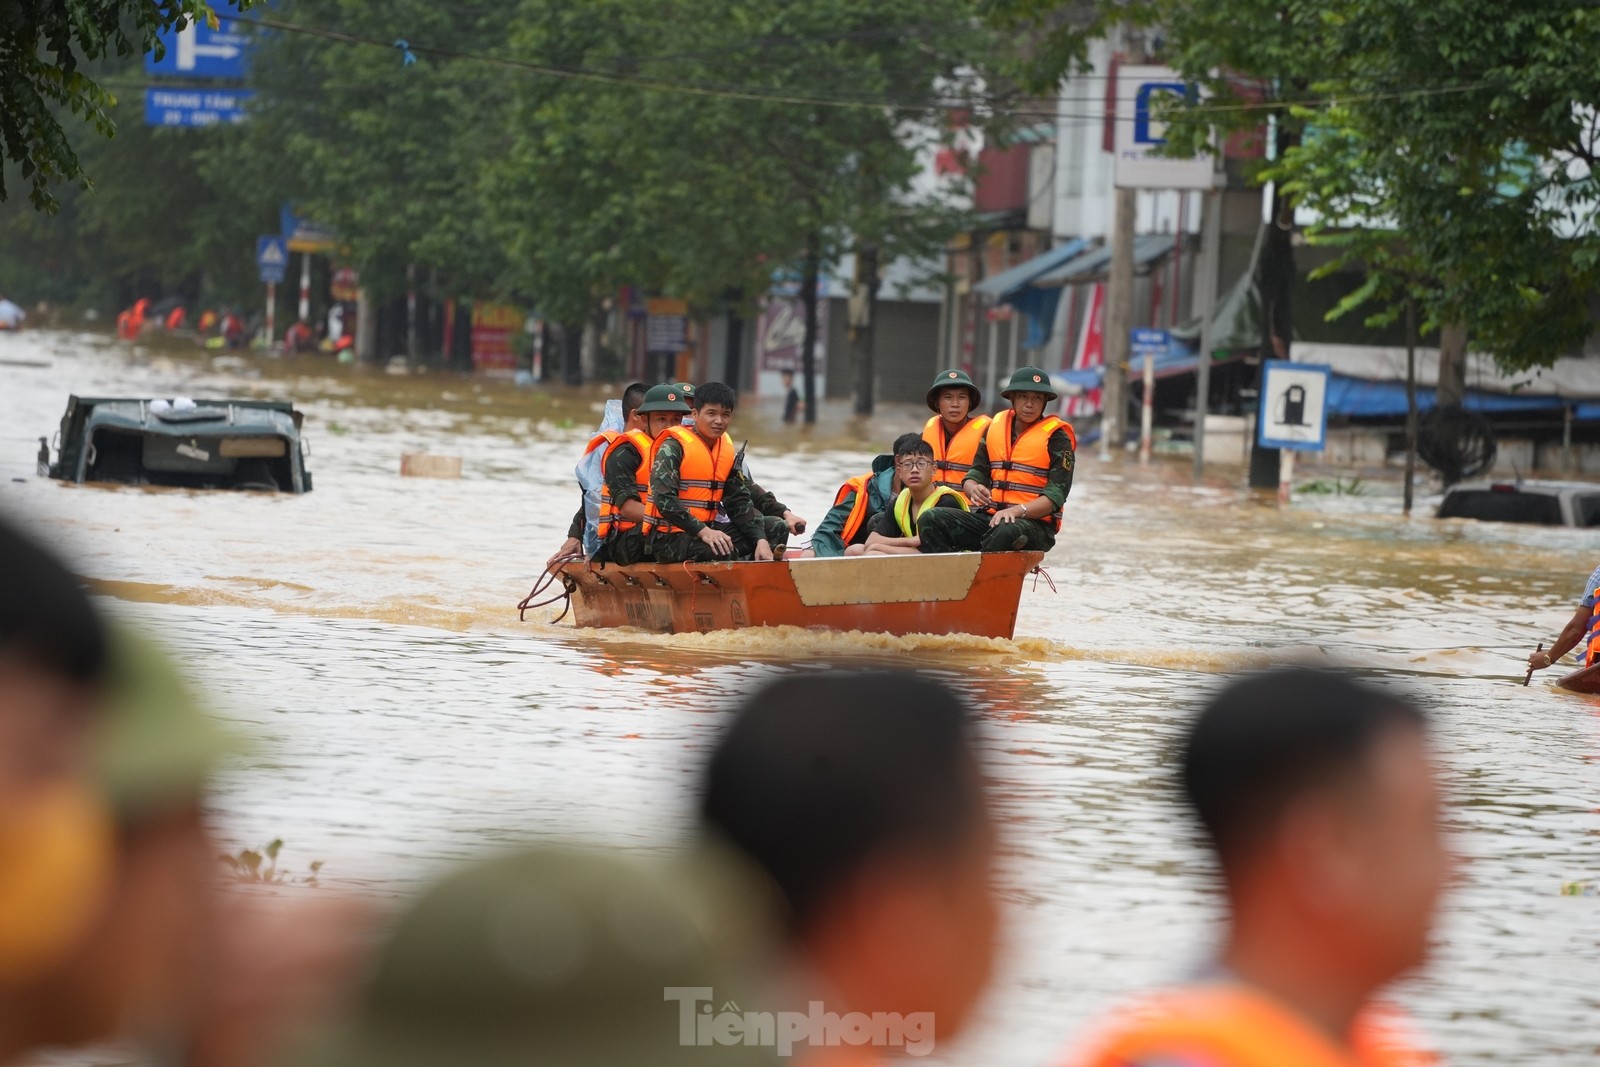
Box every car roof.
[1446,481,1600,497]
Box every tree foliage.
[0,0,227,211]
[983,0,1600,372]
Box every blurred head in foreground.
[700,671,1001,1049]
[0,516,114,1034]
[1183,667,1448,991]
[1058,668,1449,1067]
[284,846,775,1067]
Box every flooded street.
[3,331,1598,1065]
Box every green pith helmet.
[926,369,981,412]
[636,383,692,415]
[1000,366,1058,401]
[674,382,696,403]
[285,845,778,1067]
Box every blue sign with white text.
[1130,328,1171,356]
[145,88,252,128]
[257,236,289,284]
[145,2,251,78]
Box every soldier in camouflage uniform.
[648,382,785,563]
[919,366,1075,553]
[593,384,691,566]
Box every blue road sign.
[1130,328,1171,356]
[144,88,252,128]
[1258,360,1332,452]
[257,236,289,284]
[146,2,251,78]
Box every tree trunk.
[801,243,821,426]
[851,245,880,416]
[1405,299,1418,516]
[580,316,599,383]
[405,263,418,366]
[356,285,376,364]
[1437,322,1468,408]
[721,288,744,389]
[561,322,582,385]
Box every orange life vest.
[1586,598,1600,667]
[922,414,991,487]
[1063,985,1436,1067]
[830,474,876,546]
[985,410,1077,531]
[644,426,734,536]
[583,428,653,539]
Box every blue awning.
[1033,234,1179,288]
[1326,376,1592,418]
[973,238,1091,301]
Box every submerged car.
[39,395,314,493]
[1436,480,1600,527]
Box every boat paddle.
[1523,642,1543,686]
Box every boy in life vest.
[922,369,990,488]
[548,382,649,570]
[646,381,779,563]
[1522,560,1600,676]
[700,672,1002,1067]
[797,453,898,558]
[918,366,1075,554]
[1059,668,1449,1067]
[855,434,970,556]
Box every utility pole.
[1102,31,1146,459]
[1192,181,1223,482]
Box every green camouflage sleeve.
[649,438,703,535]
[963,439,991,487]
[720,468,763,543]
[604,441,644,509]
[1040,427,1075,510]
[743,475,788,518]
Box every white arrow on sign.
[175,23,242,70]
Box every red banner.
[1062,283,1105,418]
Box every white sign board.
[1113,65,1216,190]
[1257,360,1332,451]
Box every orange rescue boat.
[539,551,1046,639]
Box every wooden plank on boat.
[556,551,1043,639]
[1555,662,1600,693]
[787,554,981,606]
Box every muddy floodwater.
[3,331,1598,1065]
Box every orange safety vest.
[985,410,1077,531]
[830,474,876,546]
[1586,598,1600,667]
[1063,985,1437,1067]
[922,414,992,487]
[644,426,734,536]
[582,428,653,539]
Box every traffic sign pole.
[265,281,276,347]
[1140,350,1155,465]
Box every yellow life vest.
[644,426,734,535]
[922,414,991,487]
[890,484,969,537]
[985,410,1077,531]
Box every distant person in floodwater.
[1523,560,1600,679]
[700,671,1002,1067]
[0,294,26,330]
[1057,668,1450,1067]
[284,319,316,355]
[781,370,800,424]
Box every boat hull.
[1556,662,1600,693]
[556,551,1045,638]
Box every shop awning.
[972,238,1091,302]
[1033,234,1179,288]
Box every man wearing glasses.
[852,435,971,556]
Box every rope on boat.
[518,555,581,622]
[1029,564,1058,595]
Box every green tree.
[0,0,228,211]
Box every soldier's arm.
[721,470,764,543]
[745,476,788,518]
[605,441,647,522]
[567,502,585,540]
[963,440,992,487]
[810,494,857,557]
[1039,428,1076,510]
[649,439,703,535]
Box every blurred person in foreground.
[281,845,777,1067]
[700,671,1002,1065]
[1060,668,1449,1067]
[0,514,367,1067]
